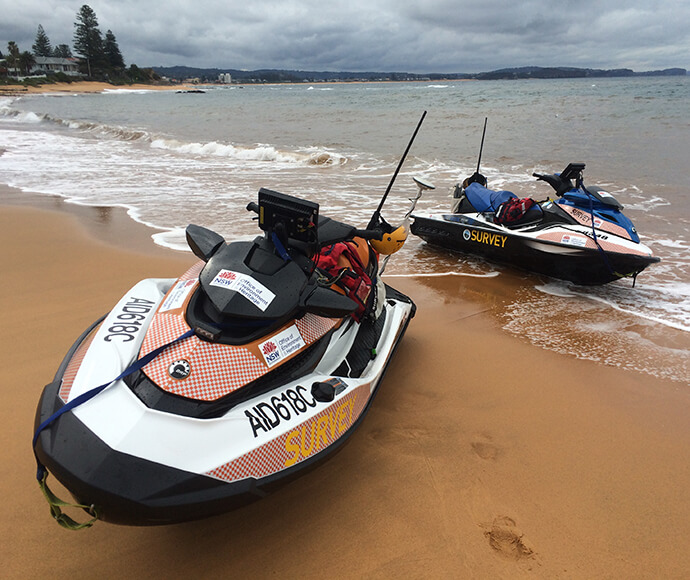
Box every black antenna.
[475,117,488,175]
[368,111,427,230]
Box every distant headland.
[151,65,688,84]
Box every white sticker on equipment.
[209,269,276,311]
[159,279,197,312]
[561,234,587,247]
[258,324,306,367]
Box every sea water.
[1,77,688,383]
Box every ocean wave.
[149,137,347,166]
[102,88,159,94]
[60,117,150,141]
[0,109,44,124]
[150,137,282,161]
[152,228,192,252]
[305,149,348,166]
[0,101,153,142]
[386,271,500,278]
[0,99,44,124]
[536,280,690,333]
[503,285,690,383]
[1,97,352,167]
[624,194,671,212]
[152,227,256,252]
[654,238,689,249]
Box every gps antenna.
[368,111,427,230]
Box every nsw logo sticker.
[258,325,306,367]
[209,269,276,311]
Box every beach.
[0,81,185,95]
[3,185,690,578]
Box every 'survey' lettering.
[469,230,507,248]
[283,397,357,467]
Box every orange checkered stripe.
[59,325,100,403]
[559,205,632,240]
[205,383,370,482]
[534,230,648,255]
[533,230,597,250]
[139,311,339,402]
[178,261,205,281]
[295,313,339,343]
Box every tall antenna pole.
[368,111,427,230]
[476,117,488,175]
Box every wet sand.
[3,186,690,578]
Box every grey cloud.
[1,0,687,72]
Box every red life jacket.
[315,239,374,321]
[496,197,536,224]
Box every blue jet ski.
[411,163,660,285]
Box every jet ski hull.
[411,214,659,285]
[34,278,415,526]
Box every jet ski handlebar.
[532,171,571,196]
[533,163,586,196]
[351,228,384,240]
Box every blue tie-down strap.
[32,328,195,528]
[271,231,292,261]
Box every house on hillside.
[29,57,83,77]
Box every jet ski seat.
[451,181,543,227]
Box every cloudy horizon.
[2,0,688,74]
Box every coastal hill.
[474,66,687,80]
[151,65,687,83]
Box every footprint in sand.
[367,426,430,444]
[471,433,501,460]
[366,426,438,458]
[483,516,535,560]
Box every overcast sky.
[2,0,688,73]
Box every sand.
[3,186,690,579]
[0,81,188,95]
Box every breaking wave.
[0,97,348,167]
[150,138,347,165]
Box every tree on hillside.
[53,44,73,58]
[5,41,20,76]
[32,24,52,57]
[73,4,103,76]
[19,51,36,75]
[104,30,125,70]
[125,64,159,83]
